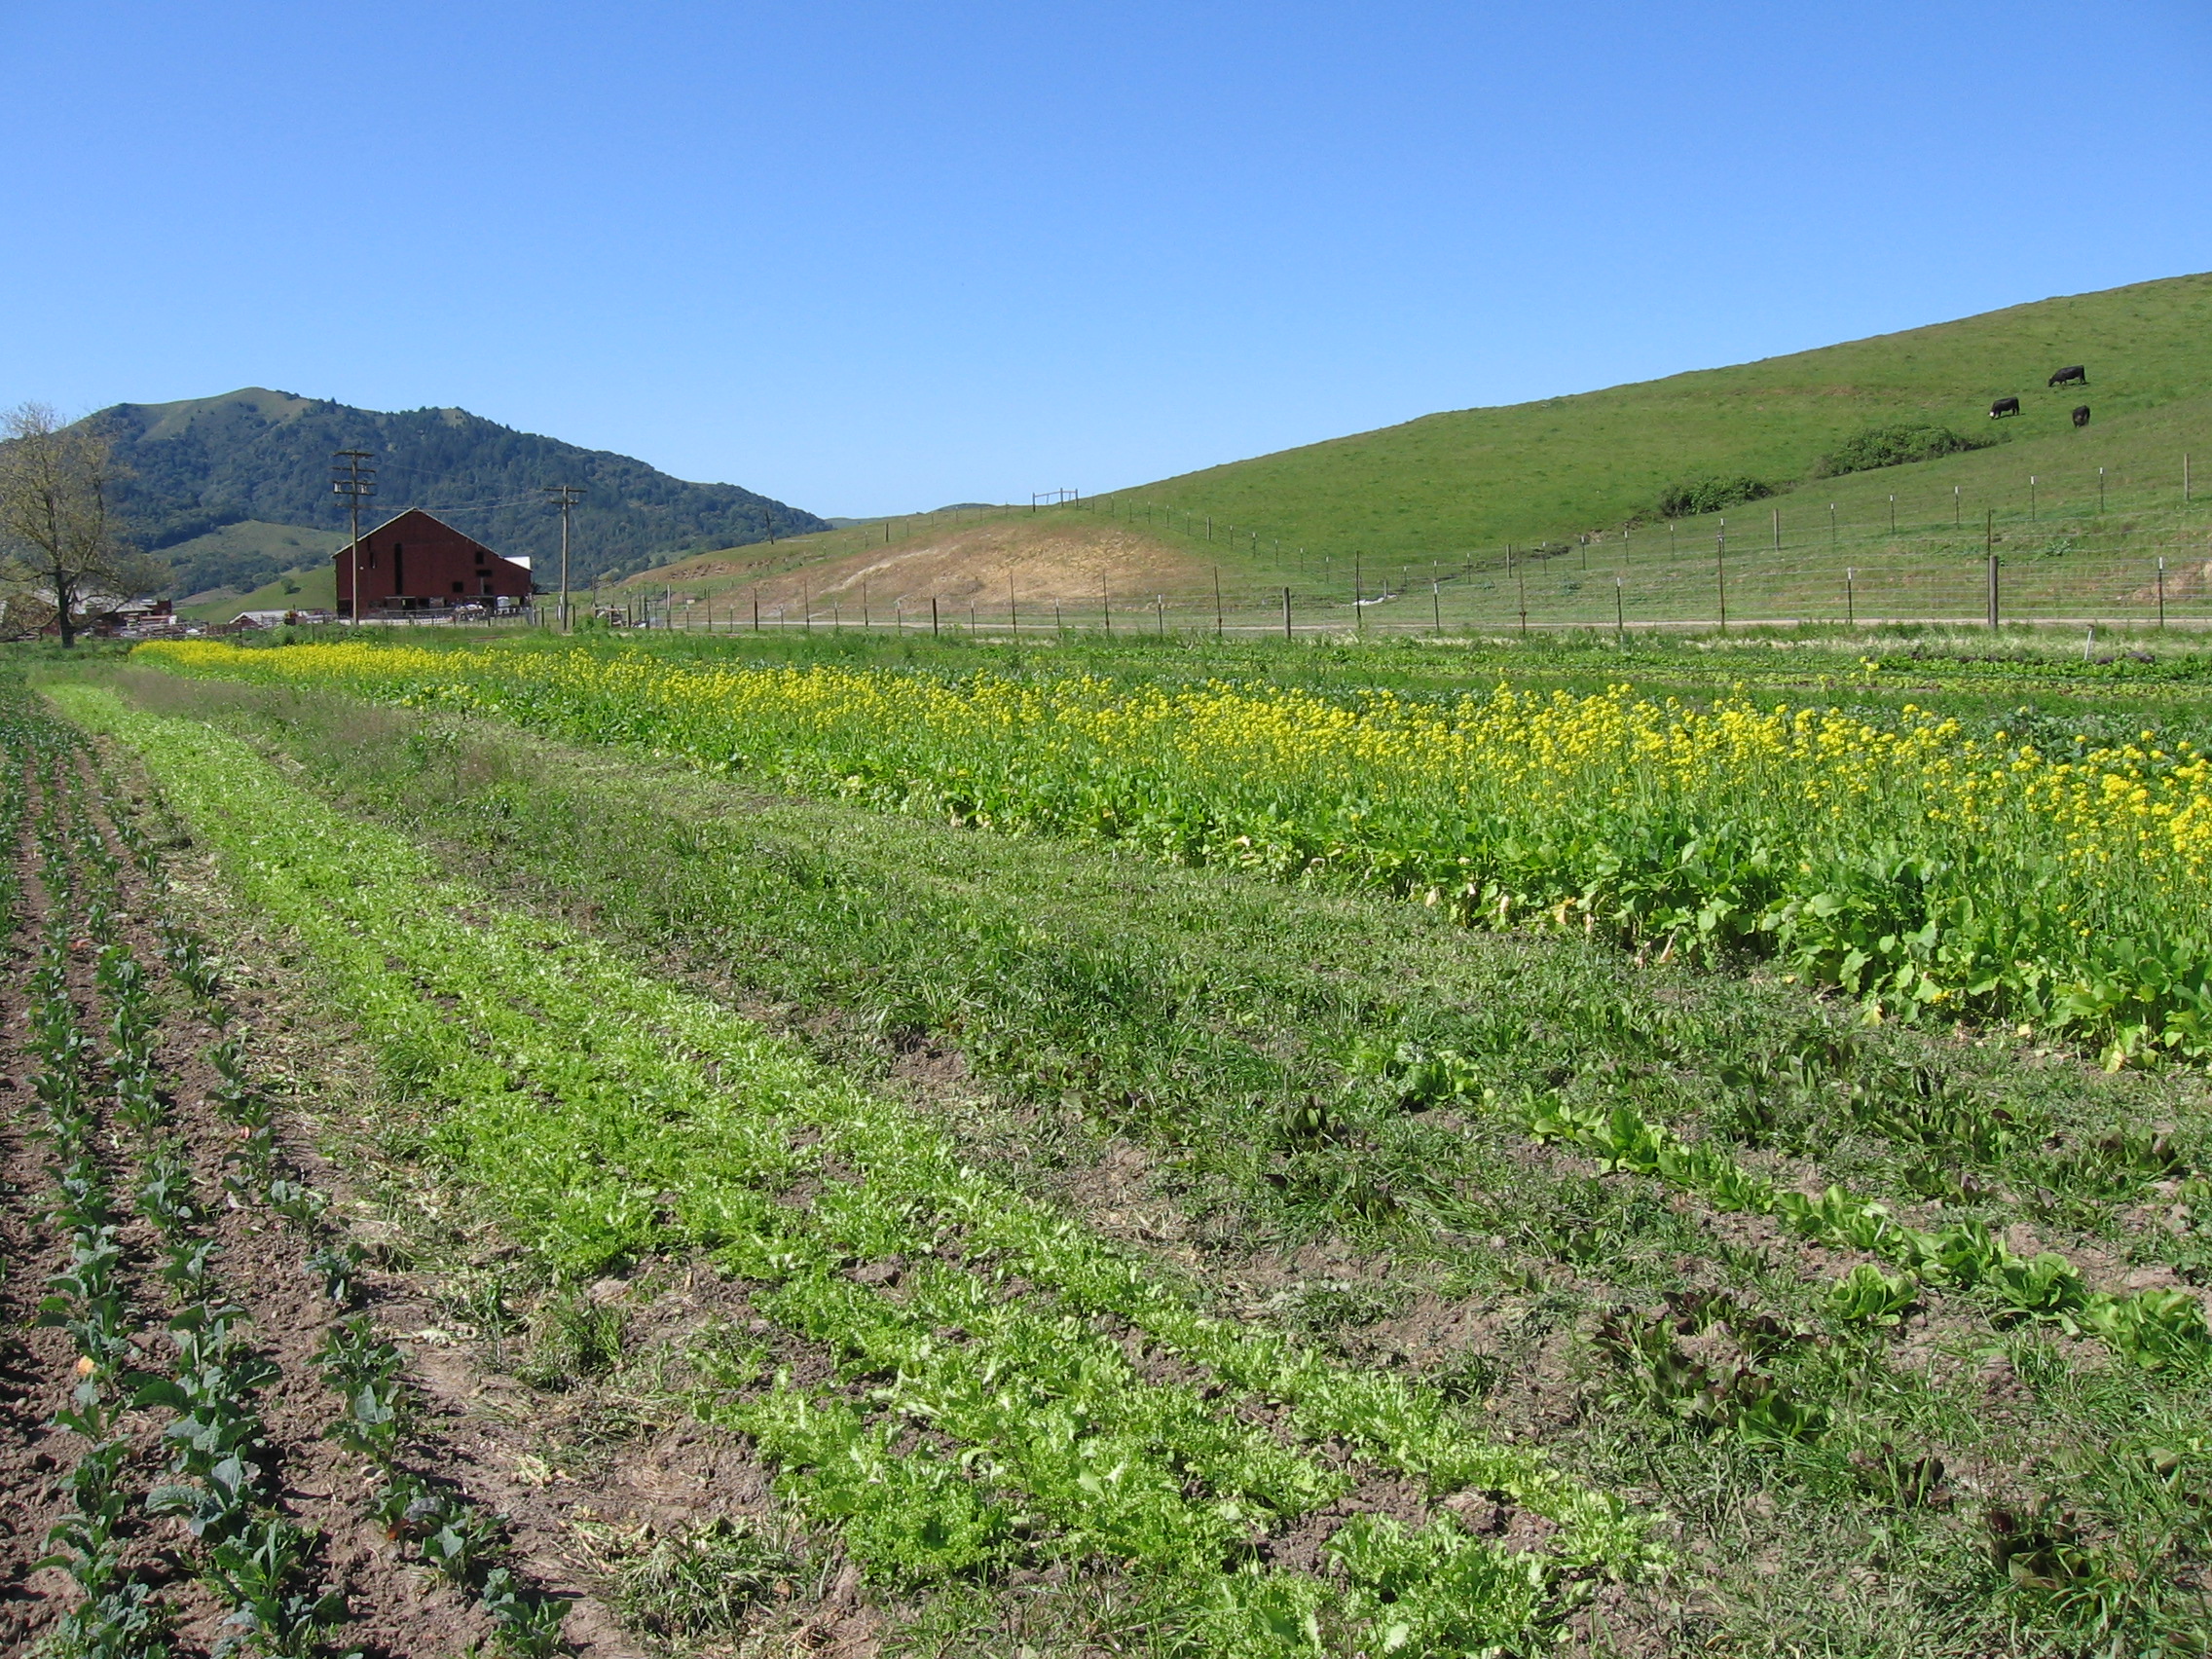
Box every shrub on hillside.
[1816,424,1988,478]
[1654,475,1774,519]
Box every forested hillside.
[91,387,827,594]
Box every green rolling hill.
[623,272,2212,634]
[1101,271,2212,560]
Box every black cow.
[1990,396,2021,418]
[2049,364,2087,387]
[2072,404,2091,427]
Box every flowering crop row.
[133,641,2212,1062]
[61,682,1661,1653]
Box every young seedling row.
[1,692,571,1657]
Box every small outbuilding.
[335,508,536,617]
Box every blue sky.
[2,1,2205,516]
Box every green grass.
[611,274,2212,634]
[1109,271,2212,559]
[81,660,2212,1654]
[173,539,341,621]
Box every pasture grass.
[607,274,2212,636]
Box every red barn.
[335,508,536,616]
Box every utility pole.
[332,451,376,621]
[546,484,585,632]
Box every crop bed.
[132,639,2212,1063]
[0,686,571,1657]
[49,679,1675,1656]
[18,635,2212,1656]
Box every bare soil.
[632,519,1210,612]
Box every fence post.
[1985,511,1999,631]
[1614,575,1624,640]
[1846,568,1855,627]
[931,597,940,637]
[1715,525,1727,633]
[2157,558,2167,629]
[1282,586,1292,642]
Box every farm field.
[12,625,2212,1655]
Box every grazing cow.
[2073,404,2091,427]
[2049,364,2087,387]
[1990,396,2021,418]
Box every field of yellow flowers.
[135,638,2212,1063]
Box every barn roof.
[334,507,516,564]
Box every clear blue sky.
[3,1,2205,517]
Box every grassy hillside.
[1107,271,2212,558]
[613,273,2212,633]
[177,559,336,623]
[164,518,347,602]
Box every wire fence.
[564,537,2212,642]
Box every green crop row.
[56,682,1660,1652]
[85,732,574,1659]
[18,729,178,1659]
[38,718,357,1658]
[1357,1042,2212,1372]
[130,639,2212,1062]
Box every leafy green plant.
[203,1517,351,1658]
[1655,474,1773,517]
[1826,1264,1919,1327]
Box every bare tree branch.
[0,402,145,646]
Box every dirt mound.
[646,520,1208,612]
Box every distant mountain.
[88,388,829,596]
